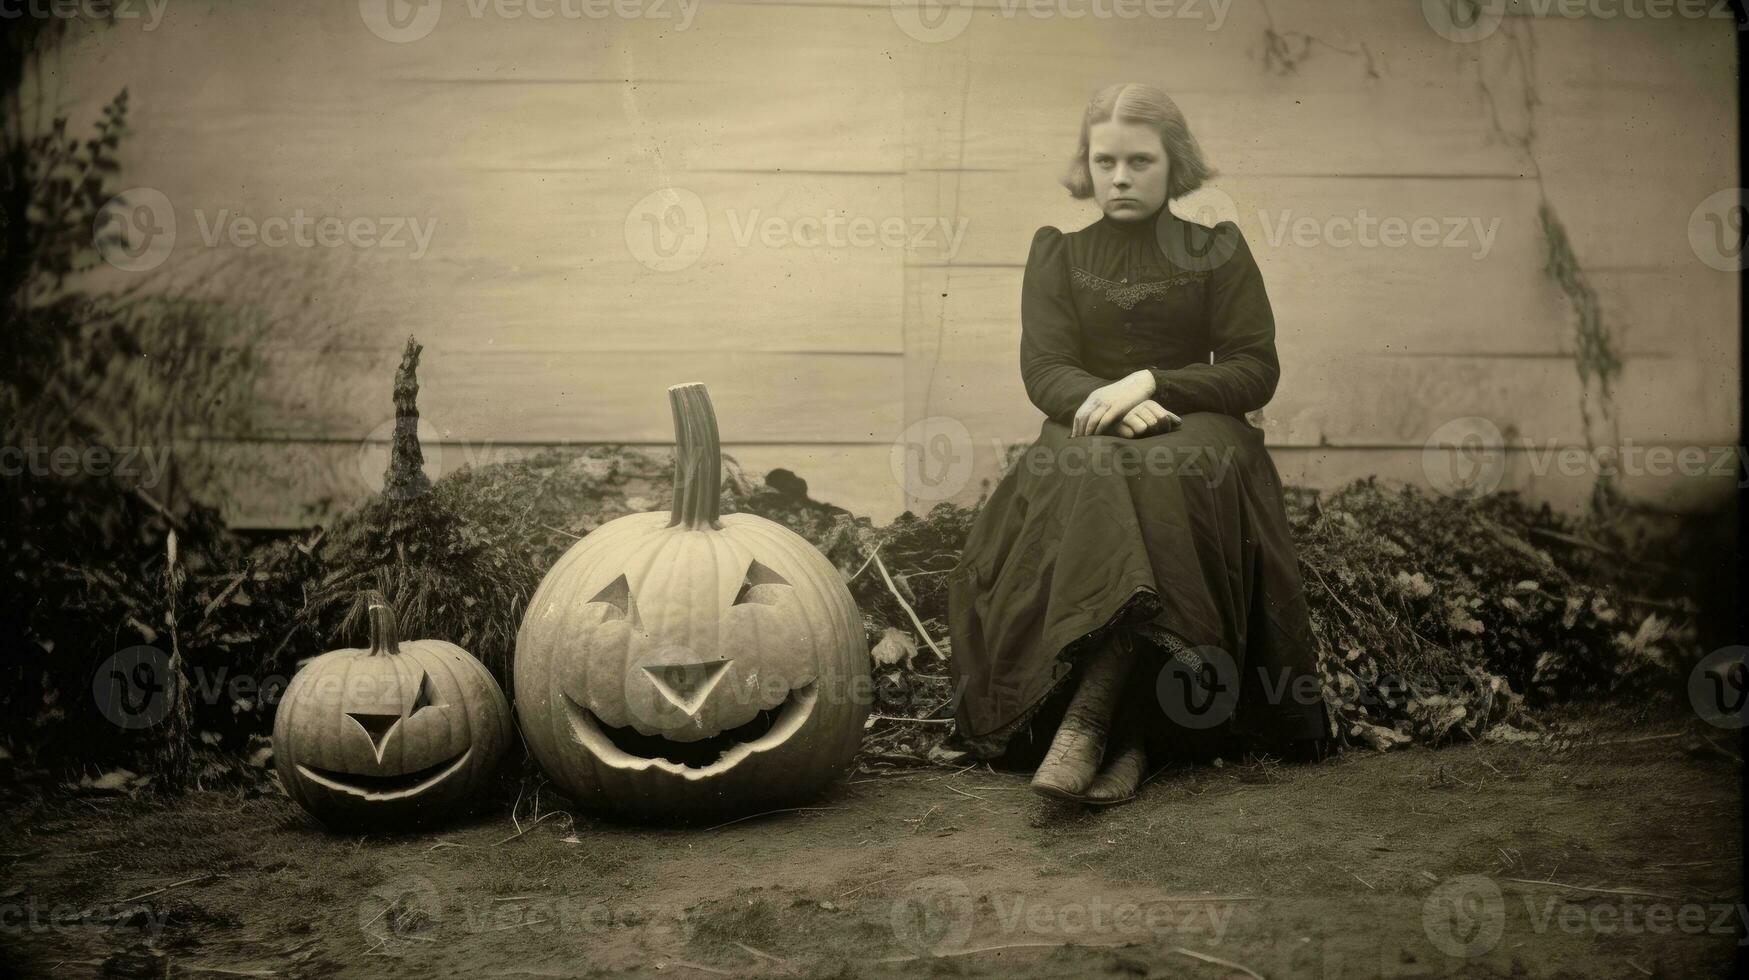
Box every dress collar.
[1095,200,1171,236]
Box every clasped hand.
[1072,370,1182,439]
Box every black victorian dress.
[946,202,1329,765]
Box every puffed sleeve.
[1019,226,1107,424]
[1148,221,1281,417]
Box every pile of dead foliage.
[4,430,1726,785]
[1283,480,1709,750]
[0,466,319,786]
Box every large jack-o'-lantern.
[273,599,511,828]
[515,383,869,820]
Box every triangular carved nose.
[641,660,732,715]
[348,712,401,762]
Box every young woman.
[946,83,1328,805]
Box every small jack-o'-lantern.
[515,383,869,820]
[273,599,511,828]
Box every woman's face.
[1088,120,1169,221]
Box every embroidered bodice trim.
[1070,267,1206,310]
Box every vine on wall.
[1256,2,1629,515]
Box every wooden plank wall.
[62,0,1738,526]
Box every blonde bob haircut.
[1060,83,1216,201]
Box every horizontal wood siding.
[59,0,1738,526]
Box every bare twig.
[703,806,843,832]
[660,960,733,976]
[877,938,1135,963]
[837,875,894,899]
[132,486,184,532]
[480,917,551,933]
[1503,878,1676,901]
[731,941,795,972]
[846,540,886,583]
[494,810,565,846]
[1172,946,1267,980]
[1590,732,1683,746]
[118,872,226,904]
[873,553,947,660]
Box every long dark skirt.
[946,412,1330,764]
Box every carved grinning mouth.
[562,683,818,778]
[297,748,473,801]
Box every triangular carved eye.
[732,559,790,606]
[589,574,634,620]
[409,671,441,715]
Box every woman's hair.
[1060,83,1215,201]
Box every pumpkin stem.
[366,602,403,656]
[667,382,724,530]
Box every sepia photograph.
[0,0,1743,976]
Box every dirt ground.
[2,704,1742,980]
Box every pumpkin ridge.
[424,646,468,781]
